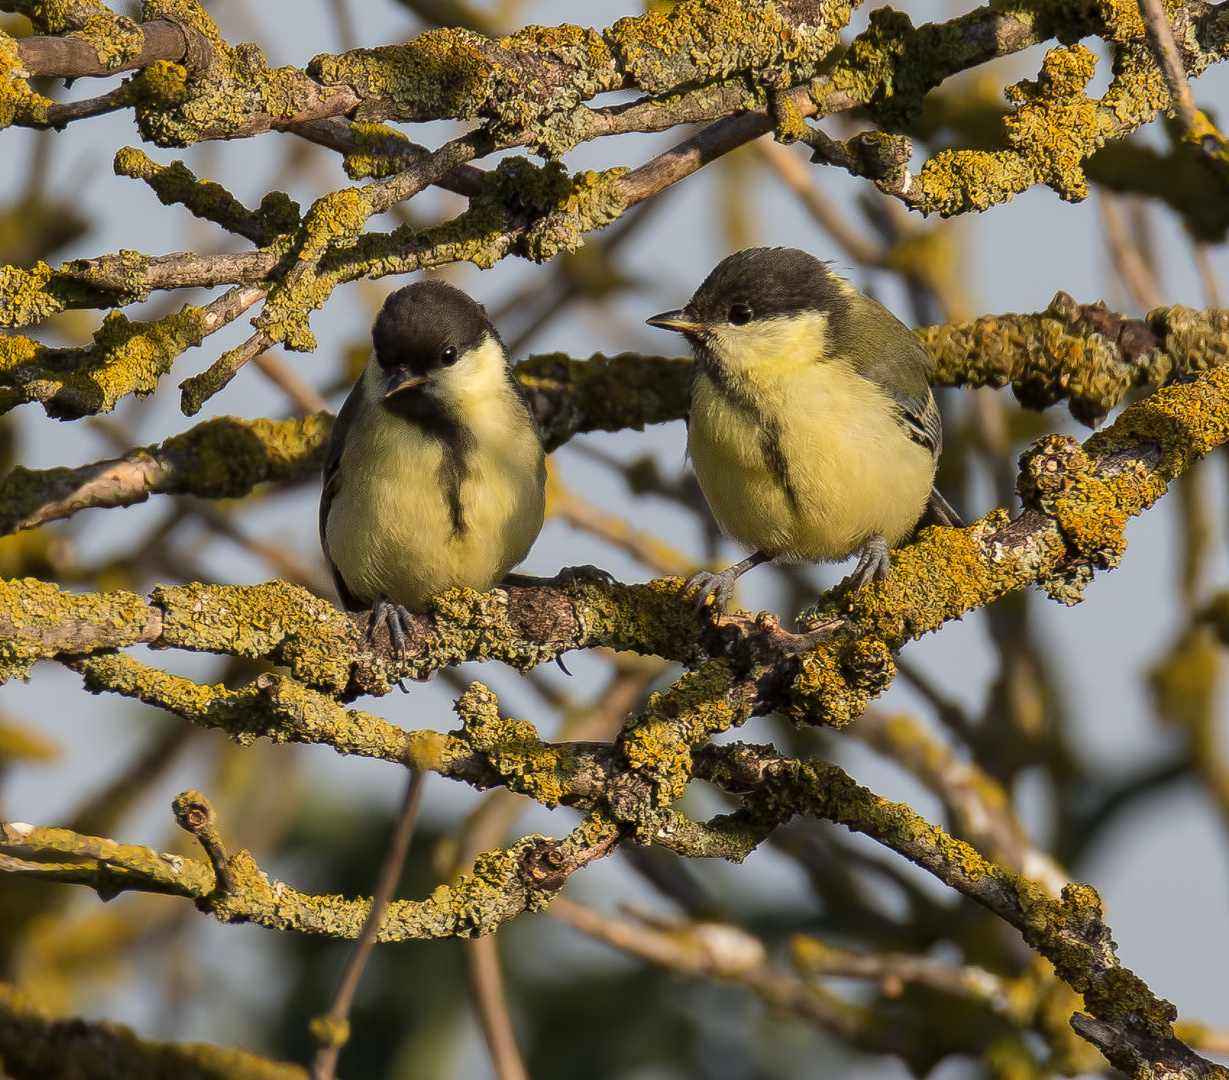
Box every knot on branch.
[1017,434,1125,563]
[517,837,570,892]
[789,632,897,727]
[171,789,235,893]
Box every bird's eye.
[440,346,458,366]
[728,303,753,326]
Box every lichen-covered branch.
[690,742,1226,1079]
[0,979,309,1080]
[6,362,1229,717]
[0,804,626,941]
[0,412,330,534]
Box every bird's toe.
[370,596,416,661]
[851,536,892,592]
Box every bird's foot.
[684,567,740,617]
[851,535,891,592]
[684,551,770,617]
[370,596,416,661]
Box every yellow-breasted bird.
[320,280,546,654]
[647,247,960,614]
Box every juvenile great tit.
[320,280,547,654]
[647,247,960,615]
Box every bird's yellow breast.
[325,350,545,611]
[688,320,934,562]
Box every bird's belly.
[689,367,934,562]
[326,418,545,610]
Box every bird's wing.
[843,301,942,463]
[319,381,365,611]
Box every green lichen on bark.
[310,0,855,157]
[0,576,154,682]
[0,412,330,535]
[908,8,1176,217]
[350,157,630,282]
[121,0,345,148]
[68,9,143,72]
[920,298,1229,426]
[114,146,301,243]
[1,301,212,419]
[608,0,851,96]
[0,979,311,1079]
[0,28,51,129]
[1,0,111,33]
[153,582,359,693]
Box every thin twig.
[465,934,529,1080]
[170,791,235,892]
[1137,0,1197,131]
[252,351,331,415]
[1193,242,1223,308]
[757,139,885,266]
[179,328,276,415]
[43,87,131,129]
[311,769,426,1080]
[1096,189,1162,313]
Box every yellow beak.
[646,309,706,335]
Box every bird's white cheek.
[707,313,831,378]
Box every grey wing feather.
[843,299,942,463]
[319,381,365,611]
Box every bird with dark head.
[647,247,960,615]
[320,280,546,655]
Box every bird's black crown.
[687,247,851,326]
[372,280,499,376]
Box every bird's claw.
[850,535,891,592]
[370,596,415,661]
[684,568,738,617]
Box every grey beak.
[384,370,434,398]
[646,309,705,335]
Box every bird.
[646,246,961,615]
[320,279,547,656]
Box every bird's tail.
[923,486,965,529]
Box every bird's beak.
[646,309,705,335]
[384,370,434,398]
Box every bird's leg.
[851,535,891,591]
[370,595,415,661]
[685,551,771,616]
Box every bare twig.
[465,934,528,1080]
[252,352,331,416]
[1137,0,1197,131]
[550,898,873,1042]
[311,769,426,1080]
[1097,190,1162,313]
